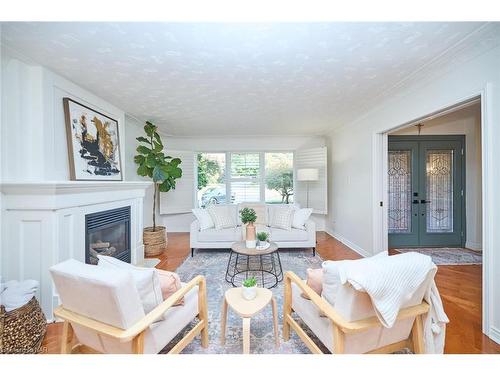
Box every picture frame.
[63,97,123,181]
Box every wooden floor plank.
[40,231,500,354]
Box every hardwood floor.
[40,231,500,354]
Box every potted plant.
[242,276,257,300]
[257,231,269,248]
[240,207,257,248]
[134,121,182,256]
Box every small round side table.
[220,287,279,354]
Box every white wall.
[391,104,482,250]
[1,46,126,182]
[124,116,327,232]
[325,45,500,343]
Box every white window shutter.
[159,150,195,214]
[294,147,328,214]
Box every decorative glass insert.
[388,150,412,233]
[426,150,454,233]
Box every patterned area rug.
[394,247,482,265]
[161,249,326,354]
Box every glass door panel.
[388,150,412,233]
[426,150,454,233]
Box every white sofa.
[190,203,316,256]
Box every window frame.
[196,150,294,207]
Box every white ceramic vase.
[242,286,257,300]
[245,240,256,248]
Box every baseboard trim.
[490,326,500,345]
[324,228,371,258]
[465,241,482,251]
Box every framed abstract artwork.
[63,97,123,181]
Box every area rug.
[160,249,326,354]
[394,247,482,265]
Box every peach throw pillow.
[157,269,184,306]
[301,268,323,299]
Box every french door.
[388,135,465,248]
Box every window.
[196,151,294,206]
[197,153,226,208]
[230,153,260,203]
[265,152,294,204]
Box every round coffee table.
[225,241,283,288]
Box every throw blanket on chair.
[337,252,449,353]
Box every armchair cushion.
[97,255,163,316]
[50,259,144,330]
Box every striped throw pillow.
[269,205,294,231]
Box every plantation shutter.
[294,146,328,214]
[229,152,261,203]
[159,150,196,214]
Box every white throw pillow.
[292,208,313,230]
[97,255,163,317]
[207,205,238,230]
[269,205,294,231]
[192,208,214,231]
[321,251,389,306]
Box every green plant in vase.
[256,231,269,248]
[242,276,257,300]
[240,207,257,248]
[134,121,182,256]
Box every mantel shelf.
[0,181,152,195]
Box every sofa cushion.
[238,203,267,225]
[207,205,238,230]
[292,208,313,230]
[197,226,243,242]
[192,208,214,231]
[269,205,294,231]
[269,227,308,242]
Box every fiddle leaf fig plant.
[134,121,182,231]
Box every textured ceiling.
[2,22,500,136]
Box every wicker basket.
[0,297,47,354]
[143,226,167,257]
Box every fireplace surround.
[1,181,151,320]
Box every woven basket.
[0,297,47,354]
[143,226,167,257]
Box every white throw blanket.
[336,252,449,353]
[0,280,39,312]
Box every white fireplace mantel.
[1,180,152,320]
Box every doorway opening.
[386,101,482,256]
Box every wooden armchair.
[283,271,430,354]
[50,259,208,354]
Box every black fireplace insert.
[85,206,131,265]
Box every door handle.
[420,199,430,204]
[412,199,419,204]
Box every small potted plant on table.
[240,207,257,248]
[242,276,258,300]
[257,232,269,249]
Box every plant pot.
[245,223,256,248]
[143,226,167,257]
[242,286,257,300]
[258,240,268,248]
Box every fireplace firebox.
[85,206,131,265]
